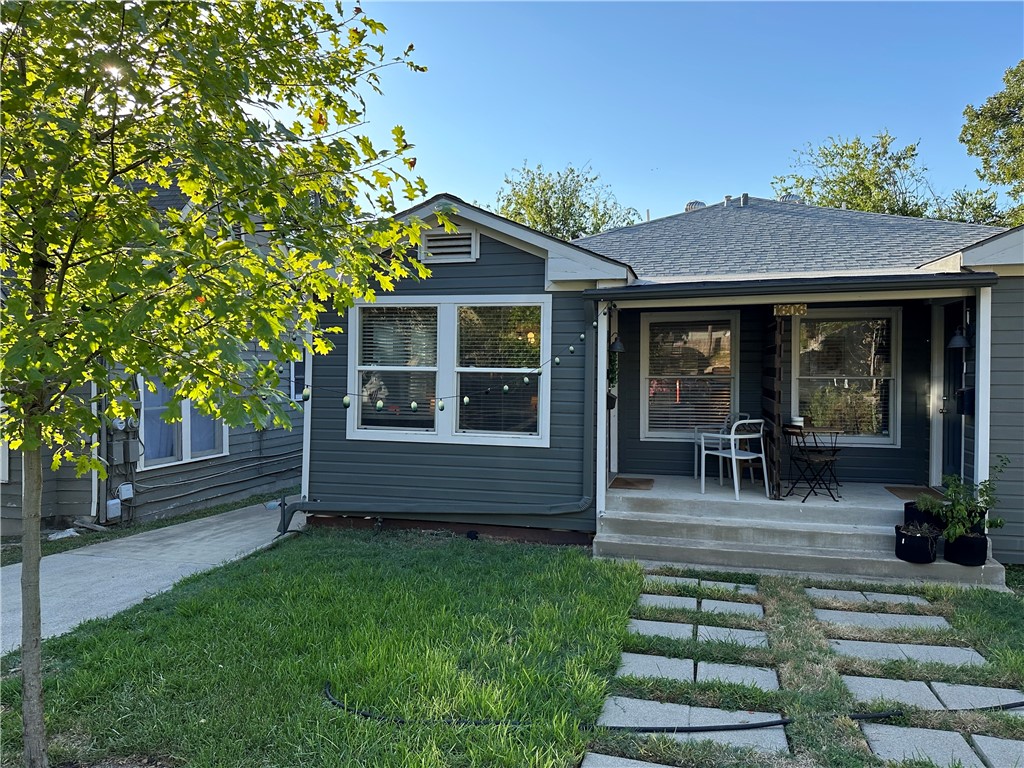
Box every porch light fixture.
[609,334,625,354]
[947,325,971,349]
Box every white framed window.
[290,357,307,403]
[641,311,740,440]
[138,379,229,470]
[419,229,479,264]
[792,307,901,447]
[346,295,552,447]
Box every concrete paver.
[970,734,1024,768]
[862,723,985,768]
[582,755,675,768]
[841,675,945,709]
[1,500,301,654]
[617,652,694,682]
[863,591,929,605]
[830,639,907,661]
[805,587,868,602]
[688,705,789,753]
[639,594,698,611]
[598,697,788,754]
[931,682,1024,715]
[830,639,986,665]
[814,608,950,630]
[701,599,764,618]
[628,619,694,641]
[701,580,758,596]
[901,643,986,666]
[697,625,768,647]
[698,662,779,690]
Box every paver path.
[0,500,302,654]
[862,723,986,767]
[830,639,986,665]
[805,587,929,605]
[814,607,950,630]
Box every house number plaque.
[774,304,808,317]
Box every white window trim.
[0,437,7,484]
[791,307,902,448]
[290,357,307,403]
[346,294,552,448]
[640,310,740,442]
[419,229,480,264]
[137,378,230,471]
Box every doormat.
[885,486,944,502]
[610,477,655,490]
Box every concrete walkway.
[1,500,303,654]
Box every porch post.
[596,302,609,518]
[975,287,992,486]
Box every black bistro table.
[783,425,843,502]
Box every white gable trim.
[401,196,632,288]
[961,226,1023,268]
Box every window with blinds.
[642,315,737,437]
[456,305,541,434]
[796,314,896,439]
[357,306,438,430]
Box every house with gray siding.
[293,193,1019,579]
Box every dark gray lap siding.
[307,235,596,531]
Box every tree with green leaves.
[961,60,1024,227]
[773,131,935,217]
[0,2,435,765]
[494,162,638,241]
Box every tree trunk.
[21,424,49,768]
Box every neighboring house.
[0,187,304,535]
[292,193,1020,574]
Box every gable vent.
[684,200,706,212]
[420,230,478,263]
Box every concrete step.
[606,493,901,527]
[593,532,1006,587]
[599,511,896,553]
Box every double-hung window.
[347,296,551,447]
[793,308,900,445]
[139,379,228,469]
[641,312,739,439]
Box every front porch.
[593,474,1006,587]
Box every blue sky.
[360,1,1023,220]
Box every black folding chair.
[783,425,840,503]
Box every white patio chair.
[700,418,770,501]
[693,411,750,479]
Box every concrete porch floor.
[596,474,1006,588]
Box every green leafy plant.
[897,521,940,538]
[912,493,948,517]
[932,457,1009,542]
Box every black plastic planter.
[894,525,937,564]
[943,534,988,567]
[607,393,617,411]
[903,501,944,531]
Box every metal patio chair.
[700,418,770,501]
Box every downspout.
[280,299,599,534]
[90,382,99,519]
[975,287,992,487]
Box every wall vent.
[419,230,478,264]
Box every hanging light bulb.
[554,357,561,365]
[502,384,509,393]
[375,400,384,412]
[523,376,530,384]
[437,399,445,411]
[342,395,351,408]
[569,345,575,354]
[463,396,470,406]
[410,401,418,412]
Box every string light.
[314,310,609,411]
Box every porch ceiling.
[582,271,998,303]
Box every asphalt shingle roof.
[573,197,1005,279]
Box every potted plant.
[905,494,946,532]
[922,457,1008,567]
[894,521,940,564]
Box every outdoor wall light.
[609,334,625,354]
[947,325,972,350]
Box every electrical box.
[111,441,125,466]
[104,498,122,523]
[125,439,141,463]
[955,387,976,417]
[116,483,134,501]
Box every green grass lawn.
[0,529,642,768]
[2,529,1022,768]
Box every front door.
[941,303,964,477]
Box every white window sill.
[348,428,549,449]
